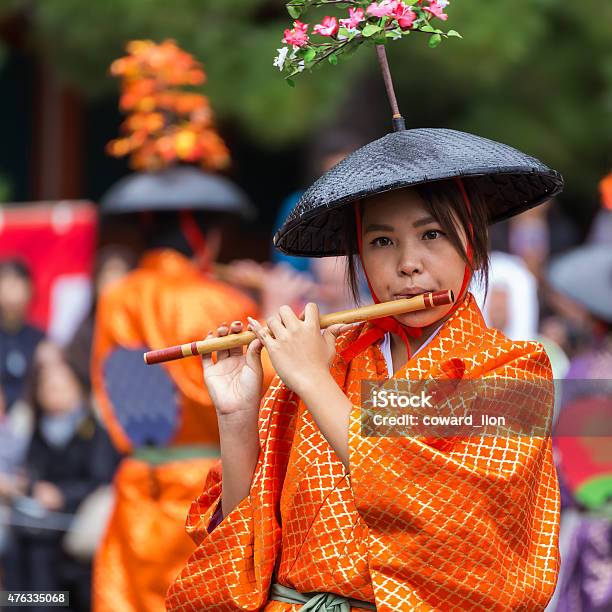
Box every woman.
[167,129,563,611]
[3,346,119,611]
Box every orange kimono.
[166,294,560,611]
[92,249,273,612]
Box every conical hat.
[274,128,562,257]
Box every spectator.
[0,387,27,563]
[0,260,45,410]
[2,346,120,611]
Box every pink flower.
[393,2,417,29]
[424,0,449,21]
[339,7,366,30]
[366,1,397,18]
[313,15,339,37]
[282,20,310,48]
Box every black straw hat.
[274,127,563,257]
[100,165,255,220]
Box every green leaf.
[287,5,302,19]
[362,24,382,37]
[420,23,436,33]
[446,29,462,38]
[428,33,442,48]
[303,48,316,62]
[328,53,338,65]
[386,28,404,40]
[286,78,296,87]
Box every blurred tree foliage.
[0,0,609,206]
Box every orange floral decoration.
[599,171,612,210]
[106,40,230,171]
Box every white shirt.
[379,325,444,379]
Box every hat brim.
[274,128,563,257]
[100,166,256,220]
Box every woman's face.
[36,362,82,415]
[361,188,469,328]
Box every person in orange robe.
[91,244,278,612]
[166,125,563,610]
[90,176,282,612]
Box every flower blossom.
[313,16,339,37]
[282,20,310,48]
[273,47,289,71]
[366,1,397,18]
[393,2,417,29]
[424,0,449,21]
[339,7,366,30]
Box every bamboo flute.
[143,289,454,365]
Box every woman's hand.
[248,303,348,395]
[32,481,64,511]
[202,321,265,420]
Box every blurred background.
[0,1,610,611]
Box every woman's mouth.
[392,288,432,299]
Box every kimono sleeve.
[349,343,561,611]
[166,377,297,612]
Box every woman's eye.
[422,229,444,240]
[371,237,393,247]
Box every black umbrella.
[100,165,255,220]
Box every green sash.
[269,583,376,611]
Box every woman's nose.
[397,248,423,277]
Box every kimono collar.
[139,249,202,279]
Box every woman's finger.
[201,331,214,370]
[278,305,300,330]
[247,317,275,349]
[245,337,264,374]
[303,302,320,329]
[215,323,231,360]
[266,314,287,340]
[228,321,245,357]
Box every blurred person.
[2,347,120,611]
[217,259,316,317]
[0,387,28,563]
[545,243,612,612]
[94,129,276,612]
[91,207,277,612]
[508,203,550,281]
[587,171,612,246]
[0,259,45,410]
[472,250,539,341]
[65,245,137,392]
[310,256,361,313]
[220,257,361,320]
[271,128,363,273]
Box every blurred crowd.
[0,147,610,610]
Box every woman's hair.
[26,346,86,419]
[343,179,490,304]
[0,258,32,283]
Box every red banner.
[0,201,98,344]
